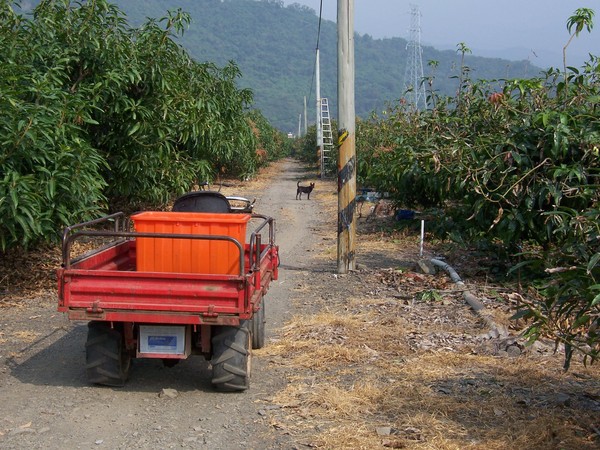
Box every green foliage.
[294,121,338,175]
[0,0,109,249]
[295,125,318,165]
[564,8,595,97]
[1,0,284,249]
[355,12,599,366]
[246,109,292,166]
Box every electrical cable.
[316,0,323,50]
[303,0,324,124]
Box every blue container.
[396,209,416,220]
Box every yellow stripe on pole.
[338,129,349,146]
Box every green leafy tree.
[563,8,595,89]
[0,0,283,249]
[0,0,109,249]
[355,10,599,367]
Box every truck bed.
[57,213,278,326]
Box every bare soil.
[1,158,599,449]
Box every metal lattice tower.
[402,4,427,110]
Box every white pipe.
[420,219,425,256]
[430,258,508,338]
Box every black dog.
[296,180,315,200]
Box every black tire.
[211,322,251,391]
[161,358,180,368]
[251,300,266,349]
[85,322,131,387]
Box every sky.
[283,0,599,69]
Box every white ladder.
[320,98,334,177]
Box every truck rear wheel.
[251,300,266,349]
[85,322,131,387]
[211,322,251,391]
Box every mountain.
[112,1,539,132]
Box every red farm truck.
[57,191,278,391]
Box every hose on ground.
[430,258,509,339]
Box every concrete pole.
[298,113,301,138]
[316,48,323,175]
[304,96,308,136]
[337,0,356,274]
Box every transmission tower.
[402,4,427,110]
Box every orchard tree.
[0,0,281,250]
[354,9,599,368]
[563,7,594,87]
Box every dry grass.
[11,331,40,343]
[264,309,600,449]
[260,171,600,450]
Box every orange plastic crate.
[131,212,251,275]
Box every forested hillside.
[1,0,290,250]
[111,0,537,132]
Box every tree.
[0,0,282,250]
[563,8,595,94]
[352,12,599,367]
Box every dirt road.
[0,159,322,449]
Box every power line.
[315,0,323,50]
[303,0,324,126]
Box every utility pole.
[304,96,307,136]
[298,113,301,138]
[315,49,323,168]
[337,0,356,274]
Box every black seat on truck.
[172,191,232,213]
